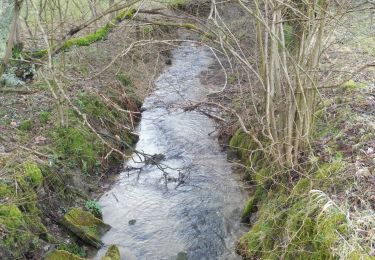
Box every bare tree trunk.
[0,0,23,77]
[225,0,328,169]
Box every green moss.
[76,93,117,120]
[12,43,24,59]
[342,80,366,91]
[63,27,109,50]
[0,204,24,229]
[45,250,86,260]
[0,183,13,197]
[238,211,286,259]
[52,126,103,174]
[57,242,86,258]
[237,170,356,260]
[181,23,198,30]
[241,186,268,222]
[102,245,120,260]
[0,203,37,259]
[26,49,48,59]
[238,191,345,259]
[0,163,50,258]
[51,91,139,174]
[230,130,256,162]
[284,199,333,259]
[60,8,136,51]
[241,196,256,222]
[62,208,110,248]
[116,8,136,20]
[24,162,43,187]
[318,211,348,240]
[236,149,353,260]
[27,8,136,58]
[19,119,33,131]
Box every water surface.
[95,44,246,260]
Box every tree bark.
[0,0,23,77]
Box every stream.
[94,43,247,260]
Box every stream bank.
[0,15,176,260]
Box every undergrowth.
[0,89,141,258]
[0,162,48,259]
[232,90,374,260]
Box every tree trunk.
[0,0,23,77]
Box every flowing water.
[94,43,247,260]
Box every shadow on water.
[94,43,247,260]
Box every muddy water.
[94,44,247,260]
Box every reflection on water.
[94,44,247,260]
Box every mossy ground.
[232,82,375,259]
[0,88,140,257]
[222,6,375,259]
[0,26,163,258]
[0,163,49,259]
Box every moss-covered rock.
[101,245,120,260]
[0,204,24,229]
[24,162,43,187]
[45,250,86,260]
[62,208,110,248]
